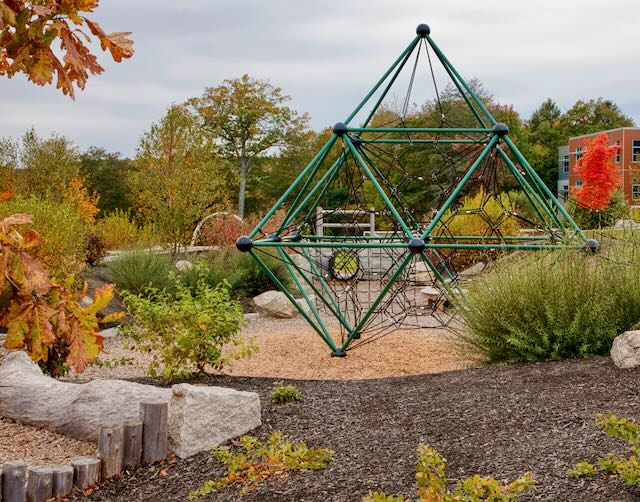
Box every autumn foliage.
[0,0,133,98]
[573,134,621,211]
[0,198,121,375]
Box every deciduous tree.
[189,74,308,218]
[573,133,621,210]
[132,105,231,252]
[0,0,134,97]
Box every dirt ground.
[70,356,640,502]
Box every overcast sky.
[1,0,639,158]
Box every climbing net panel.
[236,23,587,356]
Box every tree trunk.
[238,159,250,219]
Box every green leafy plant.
[121,270,253,381]
[364,445,535,502]
[458,239,640,363]
[0,204,122,376]
[189,432,334,499]
[107,251,174,296]
[569,413,640,486]
[271,381,303,404]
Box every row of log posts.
[0,399,168,502]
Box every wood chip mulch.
[69,356,640,502]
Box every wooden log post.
[123,420,143,468]
[70,457,100,490]
[51,465,73,498]
[140,400,168,464]
[26,466,52,502]
[2,461,26,502]
[0,466,3,502]
[97,423,124,479]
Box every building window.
[561,154,569,174]
[633,140,640,162]
[562,184,569,200]
[615,141,621,163]
[576,181,583,188]
[633,179,640,200]
[575,146,582,162]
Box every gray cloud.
[0,0,638,156]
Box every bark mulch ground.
[71,356,640,502]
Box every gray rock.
[79,296,93,307]
[611,330,640,369]
[0,351,262,458]
[296,295,317,316]
[97,327,119,338]
[174,260,194,272]
[169,384,261,458]
[243,313,260,322]
[253,290,298,318]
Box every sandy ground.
[0,316,476,468]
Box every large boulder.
[611,330,640,369]
[253,290,298,318]
[169,384,261,458]
[0,351,261,457]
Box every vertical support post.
[26,466,52,502]
[71,457,100,490]
[369,208,376,233]
[317,207,324,237]
[2,461,26,502]
[98,423,124,479]
[51,466,73,499]
[123,420,144,468]
[140,400,169,464]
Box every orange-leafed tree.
[0,0,134,98]
[573,133,621,210]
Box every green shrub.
[189,432,334,499]
[95,209,139,250]
[121,272,252,381]
[0,195,88,275]
[568,190,628,230]
[458,239,640,363]
[364,444,535,502]
[106,251,174,295]
[271,381,303,404]
[180,248,292,299]
[569,413,640,486]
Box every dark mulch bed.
[71,357,640,502]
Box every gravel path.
[70,356,640,502]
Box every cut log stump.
[98,423,124,480]
[70,456,100,490]
[26,466,52,502]
[2,461,26,502]
[140,400,168,463]
[51,465,73,498]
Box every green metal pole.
[425,35,496,126]
[344,136,414,238]
[277,135,339,233]
[422,135,499,238]
[345,36,421,125]
[280,249,354,333]
[361,41,418,128]
[363,139,489,144]
[419,251,461,298]
[277,248,332,340]
[503,136,587,241]
[301,234,551,241]
[495,146,563,231]
[280,148,348,228]
[249,250,338,352]
[341,253,413,350]
[348,127,492,134]
[249,135,337,239]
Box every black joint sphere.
[492,123,509,137]
[408,237,426,254]
[267,232,281,242]
[333,122,348,136]
[331,348,347,358]
[585,239,599,254]
[416,23,430,37]
[289,229,302,242]
[235,235,253,253]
